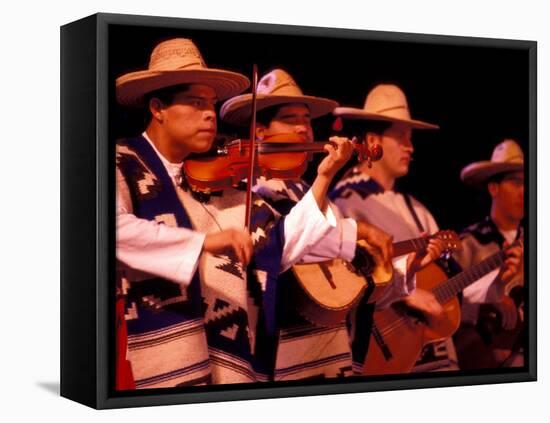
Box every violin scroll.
[352,137,383,168]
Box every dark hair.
[337,119,392,140]
[142,84,191,125]
[487,172,508,185]
[255,105,281,127]
[255,103,314,127]
[144,84,191,108]
[361,120,393,136]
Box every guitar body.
[417,263,461,343]
[363,303,425,375]
[453,317,524,369]
[291,258,370,327]
[291,232,461,328]
[292,240,392,327]
[363,263,461,375]
[453,286,525,369]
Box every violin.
[183,133,383,194]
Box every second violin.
[183,132,383,194]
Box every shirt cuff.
[281,189,335,270]
[373,254,411,309]
[324,201,338,227]
[174,231,206,286]
[462,268,501,304]
[339,218,357,261]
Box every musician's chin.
[396,164,410,177]
[193,132,216,152]
[513,206,525,221]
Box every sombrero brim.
[116,68,250,106]
[460,161,524,187]
[220,94,338,126]
[333,107,439,130]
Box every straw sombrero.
[116,38,250,106]
[461,139,524,187]
[220,69,338,126]
[333,84,439,130]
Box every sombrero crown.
[116,38,250,106]
[461,139,524,187]
[220,69,338,126]
[333,84,439,130]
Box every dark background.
[109,23,529,232]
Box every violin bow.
[244,64,259,231]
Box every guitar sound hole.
[393,302,428,325]
[351,246,374,277]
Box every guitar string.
[376,252,506,338]
[374,235,441,337]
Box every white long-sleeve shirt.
[252,177,358,263]
[116,132,343,287]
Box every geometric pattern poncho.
[116,135,284,388]
[253,177,354,380]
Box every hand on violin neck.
[310,136,354,213]
[317,136,354,178]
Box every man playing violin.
[221,69,402,378]
[115,40,358,388]
[453,139,525,369]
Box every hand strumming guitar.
[311,136,355,213]
[401,288,444,320]
[498,242,523,286]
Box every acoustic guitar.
[291,231,461,327]
[363,239,522,376]
[453,284,524,369]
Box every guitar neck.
[432,250,506,304]
[392,236,430,257]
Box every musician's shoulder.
[403,192,426,208]
[330,170,383,201]
[461,217,499,245]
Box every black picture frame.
[60,12,537,409]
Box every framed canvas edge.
[83,12,537,409]
[526,41,537,382]
[61,13,100,409]
[95,12,537,48]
